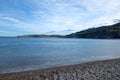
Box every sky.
[0,0,120,36]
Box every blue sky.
[0,0,120,36]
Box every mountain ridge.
[18,22,120,39]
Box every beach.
[0,58,120,80]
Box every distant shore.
[0,58,120,80]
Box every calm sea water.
[0,37,120,74]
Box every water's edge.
[0,58,120,80]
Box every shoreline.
[0,58,120,80]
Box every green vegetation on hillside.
[66,22,120,39]
[17,22,120,39]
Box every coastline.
[0,58,120,80]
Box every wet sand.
[0,58,120,80]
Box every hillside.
[66,22,120,39]
[17,22,120,39]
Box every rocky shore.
[0,58,120,80]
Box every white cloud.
[31,0,120,30]
[0,16,20,23]
[1,0,120,36]
[82,0,120,13]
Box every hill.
[17,22,120,39]
[66,22,120,39]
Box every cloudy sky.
[0,0,120,36]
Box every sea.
[0,37,120,74]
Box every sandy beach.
[0,58,120,80]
